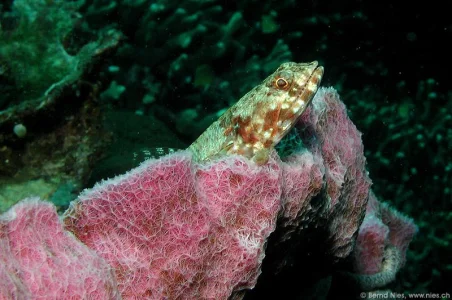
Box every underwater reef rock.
[0,28,123,212]
[0,88,416,299]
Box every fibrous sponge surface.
[63,151,282,299]
[0,198,119,299]
[0,87,417,299]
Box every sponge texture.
[64,152,282,299]
[0,87,417,299]
[351,192,418,290]
[0,198,119,299]
[306,88,372,259]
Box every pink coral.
[0,198,119,299]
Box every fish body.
[189,61,324,165]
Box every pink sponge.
[60,88,376,298]
[0,198,119,299]
[351,192,418,290]
[298,87,372,259]
[0,87,417,298]
[353,205,390,274]
[63,152,281,299]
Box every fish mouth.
[310,61,324,89]
[297,62,323,106]
[313,65,324,84]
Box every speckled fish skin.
[189,61,324,165]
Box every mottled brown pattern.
[279,108,295,124]
[263,106,281,131]
[237,116,259,144]
[189,61,324,165]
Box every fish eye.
[275,77,289,89]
